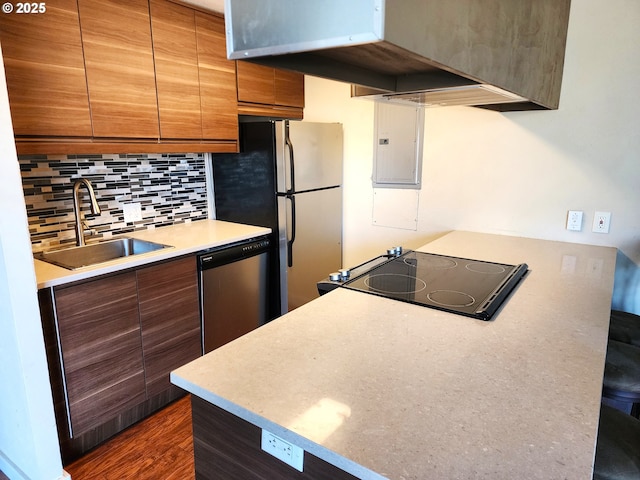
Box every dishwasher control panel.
[199,236,271,269]
[241,239,270,253]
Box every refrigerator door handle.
[285,120,295,194]
[286,194,296,268]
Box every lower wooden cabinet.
[54,271,147,436]
[40,255,202,461]
[192,397,360,480]
[137,256,202,397]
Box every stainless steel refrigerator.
[211,120,343,317]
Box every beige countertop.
[171,231,617,479]
[34,219,271,289]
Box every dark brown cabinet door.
[192,397,360,480]
[78,0,159,138]
[54,272,146,436]
[0,0,92,137]
[195,11,239,142]
[137,256,202,397]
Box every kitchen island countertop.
[172,231,617,479]
[33,219,271,289]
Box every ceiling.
[182,0,224,13]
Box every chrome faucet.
[72,178,101,246]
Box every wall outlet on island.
[123,202,143,223]
[261,429,304,472]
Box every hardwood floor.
[66,394,195,479]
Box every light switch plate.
[566,210,583,231]
[123,202,142,223]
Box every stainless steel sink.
[35,237,172,270]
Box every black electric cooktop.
[319,249,528,321]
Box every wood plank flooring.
[66,394,195,479]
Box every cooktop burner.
[318,249,528,321]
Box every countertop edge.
[170,372,387,480]
[34,220,272,289]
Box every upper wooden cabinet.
[195,12,239,141]
[236,62,276,106]
[0,0,92,137]
[78,0,159,139]
[236,61,304,118]
[1,0,239,153]
[149,0,203,139]
[274,69,305,108]
[149,1,238,142]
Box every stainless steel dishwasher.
[198,235,270,353]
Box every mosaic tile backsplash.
[19,153,209,253]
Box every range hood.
[224,0,571,110]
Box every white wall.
[303,0,640,314]
[0,49,64,479]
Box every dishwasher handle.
[198,236,271,270]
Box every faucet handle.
[81,221,97,238]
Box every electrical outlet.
[592,211,611,234]
[261,429,304,472]
[123,203,142,223]
[566,210,583,231]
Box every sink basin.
[35,237,172,270]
